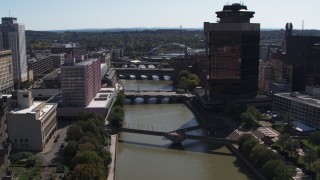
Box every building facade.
[61,58,101,107]
[0,94,12,179]
[28,55,54,80]
[0,50,14,94]
[204,3,260,98]
[287,36,320,91]
[273,89,320,129]
[7,90,57,151]
[0,17,28,85]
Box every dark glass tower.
[287,36,320,91]
[204,3,260,98]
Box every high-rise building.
[287,35,320,91]
[61,58,101,107]
[0,17,28,86]
[0,50,14,93]
[204,3,260,98]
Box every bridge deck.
[120,128,166,136]
[119,128,238,144]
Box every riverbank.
[107,134,118,180]
[184,99,266,180]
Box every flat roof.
[275,93,320,108]
[292,121,316,132]
[11,101,56,118]
[86,88,116,108]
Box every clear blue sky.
[1,0,319,30]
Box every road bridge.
[124,90,191,104]
[114,68,174,80]
[114,125,238,144]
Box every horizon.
[1,0,320,31]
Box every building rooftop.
[275,92,320,108]
[87,88,116,108]
[11,101,56,118]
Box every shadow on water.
[233,158,259,180]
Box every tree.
[66,124,84,141]
[277,133,291,151]
[251,144,280,168]
[241,112,257,129]
[69,163,106,180]
[71,151,104,170]
[304,149,318,170]
[242,138,259,157]
[312,160,320,174]
[286,139,300,157]
[261,159,283,179]
[238,134,256,151]
[63,141,78,159]
[309,131,320,145]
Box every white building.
[273,87,320,129]
[7,90,57,151]
[0,17,28,85]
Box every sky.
[0,0,319,31]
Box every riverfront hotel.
[204,3,260,99]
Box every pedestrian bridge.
[115,125,238,144]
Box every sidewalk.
[107,134,118,180]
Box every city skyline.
[1,0,319,31]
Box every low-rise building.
[7,90,57,151]
[273,87,320,129]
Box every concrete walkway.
[107,134,118,180]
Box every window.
[25,138,28,142]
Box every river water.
[116,80,255,180]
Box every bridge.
[108,122,238,144]
[148,43,197,56]
[124,90,191,104]
[111,61,170,68]
[114,68,174,80]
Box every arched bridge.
[114,68,174,79]
[148,43,196,55]
[109,124,238,144]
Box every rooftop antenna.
[9,10,10,17]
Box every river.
[116,80,255,180]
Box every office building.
[28,55,55,80]
[0,50,14,94]
[7,90,57,151]
[204,3,260,98]
[273,87,320,129]
[0,17,28,86]
[287,36,320,91]
[61,58,101,107]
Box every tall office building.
[0,50,14,93]
[204,3,260,98]
[61,58,101,107]
[0,17,28,86]
[287,35,320,91]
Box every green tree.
[242,138,259,157]
[304,149,318,170]
[277,133,291,151]
[66,124,84,141]
[262,159,283,179]
[63,141,78,159]
[312,160,320,174]
[309,131,320,145]
[241,112,257,129]
[251,144,280,168]
[286,139,300,157]
[71,151,104,170]
[69,163,106,180]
